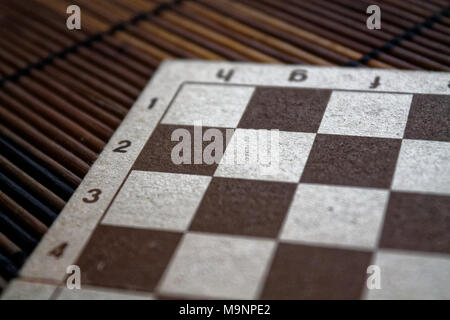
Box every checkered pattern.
[74,84,450,299]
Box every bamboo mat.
[0,0,449,290]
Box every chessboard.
[2,61,449,299]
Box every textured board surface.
[2,61,450,300]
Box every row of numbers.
[216,68,385,89]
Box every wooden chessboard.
[2,62,449,299]
[0,0,449,293]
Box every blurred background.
[0,0,449,291]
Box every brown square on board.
[301,134,401,188]
[133,124,230,175]
[380,192,450,254]
[238,87,331,132]
[189,177,296,238]
[261,243,372,300]
[404,94,450,142]
[76,225,181,292]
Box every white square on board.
[214,129,316,182]
[159,233,275,299]
[392,139,450,195]
[162,84,255,128]
[318,91,412,138]
[281,184,389,249]
[102,171,211,231]
[1,280,56,300]
[365,250,450,299]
